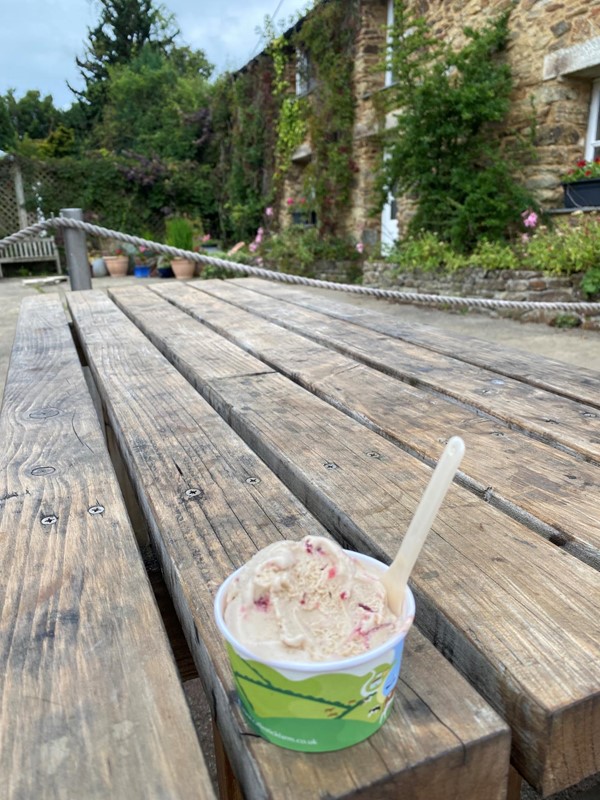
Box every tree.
[93,44,213,160]
[0,90,62,152]
[72,0,179,124]
[381,2,535,250]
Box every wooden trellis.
[0,157,58,237]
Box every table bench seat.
[0,296,214,799]
[66,289,511,800]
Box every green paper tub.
[214,550,415,752]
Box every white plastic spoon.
[383,436,465,616]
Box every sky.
[0,0,312,109]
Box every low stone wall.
[363,262,600,331]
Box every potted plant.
[103,243,129,277]
[133,245,155,278]
[88,248,107,277]
[561,159,600,208]
[165,217,196,279]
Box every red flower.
[577,160,587,167]
[585,170,592,176]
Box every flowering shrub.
[387,211,600,289]
[561,159,600,183]
[243,207,364,280]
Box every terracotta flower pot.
[104,255,129,277]
[171,258,196,280]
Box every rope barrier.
[2,216,600,314]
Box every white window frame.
[384,0,395,88]
[585,78,600,161]
[296,49,316,97]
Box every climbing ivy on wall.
[295,0,359,236]
[267,23,307,182]
[211,0,359,240]
[210,65,277,242]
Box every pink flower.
[265,207,274,217]
[521,210,538,229]
[249,243,257,252]
[257,227,264,236]
[202,234,211,242]
[286,198,294,206]
[355,242,364,253]
[521,233,530,243]
[256,257,264,266]
[255,234,263,244]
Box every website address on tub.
[254,721,317,746]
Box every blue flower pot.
[134,265,152,278]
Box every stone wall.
[363,261,600,329]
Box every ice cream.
[222,536,403,663]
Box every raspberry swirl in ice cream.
[223,536,402,663]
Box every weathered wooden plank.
[67,290,511,800]
[192,279,600,462]
[234,278,600,410]
[0,296,214,800]
[111,285,600,796]
[151,281,600,569]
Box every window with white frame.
[585,79,600,161]
[296,49,316,96]
[384,0,394,88]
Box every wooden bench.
[106,279,600,797]
[66,289,511,800]
[0,236,62,277]
[0,295,215,799]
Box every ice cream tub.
[214,549,415,752]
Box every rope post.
[60,208,91,291]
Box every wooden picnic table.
[2,276,599,799]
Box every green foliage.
[296,0,358,236]
[239,0,358,237]
[210,70,277,242]
[581,266,600,298]
[0,89,64,152]
[381,2,535,251]
[552,314,581,329]
[253,225,361,278]
[387,232,464,273]
[93,45,212,160]
[386,217,600,283]
[165,216,193,250]
[267,28,307,180]
[38,125,76,158]
[468,238,520,270]
[525,218,600,275]
[73,0,179,124]
[20,151,213,241]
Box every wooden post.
[13,162,28,231]
[60,208,91,291]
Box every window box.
[563,178,600,208]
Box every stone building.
[241,0,600,249]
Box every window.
[296,49,316,96]
[585,79,600,161]
[384,0,394,88]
